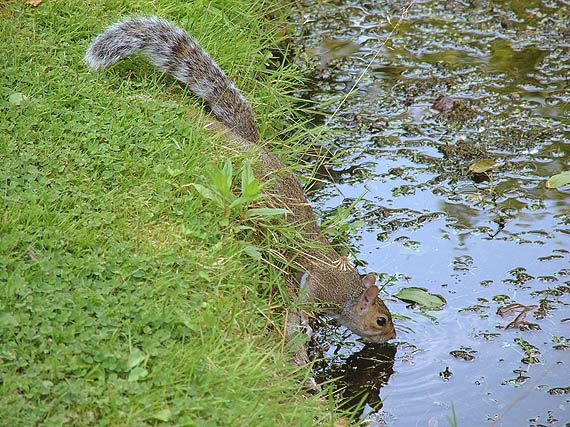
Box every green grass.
[0,0,333,424]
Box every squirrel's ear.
[293,271,311,292]
[357,285,379,312]
[362,274,376,288]
[294,270,306,284]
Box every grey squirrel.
[85,17,395,344]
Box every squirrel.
[85,17,396,344]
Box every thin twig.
[488,359,562,427]
[315,0,417,141]
[308,0,417,195]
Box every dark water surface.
[295,1,569,425]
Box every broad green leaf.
[243,180,261,199]
[241,160,261,199]
[546,171,570,189]
[468,159,497,173]
[191,184,218,202]
[9,92,26,106]
[127,349,146,370]
[243,244,262,260]
[241,159,255,194]
[151,409,172,422]
[228,196,249,210]
[246,207,289,218]
[210,167,231,196]
[394,287,446,310]
[222,159,234,189]
[128,367,148,382]
[0,312,19,328]
[166,167,182,177]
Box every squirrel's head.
[338,274,396,343]
[303,269,396,343]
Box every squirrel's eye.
[376,316,387,327]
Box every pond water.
[294,1,569,425]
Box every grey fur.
[85,17,259,143]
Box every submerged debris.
[502,369,530,386]
[441,99,479,123]
[432,95,455,112]
[551,336,569,351]
[440,367,453,381]
[514,338,542,365]
[450,347,477,361]
[548,386,570,395]
[439,141,489,168]
[496,302,541,330]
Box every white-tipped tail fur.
[85,17,259,142]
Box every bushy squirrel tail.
[85,17,259,143]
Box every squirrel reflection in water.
[310,338,397,411]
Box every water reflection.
[488,40,547,80]
[312,343,397,411]
[296,0,570,425]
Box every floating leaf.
[546,171,570,189]
[468,159,497,174]
[450,347,477,361]
[514,338,541,365]
[548,387,570,395]
[394,287,446,310]
[440,367,453,381]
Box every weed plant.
[1,0,337,424]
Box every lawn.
[0,0,332,424]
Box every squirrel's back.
[85,17,259,143]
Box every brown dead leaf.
[497,302,539,329]
[505,310,540,330]
[334,417,351,427]
[27,0,43,6]
[432,95,455,112]
[496,303,530,318]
